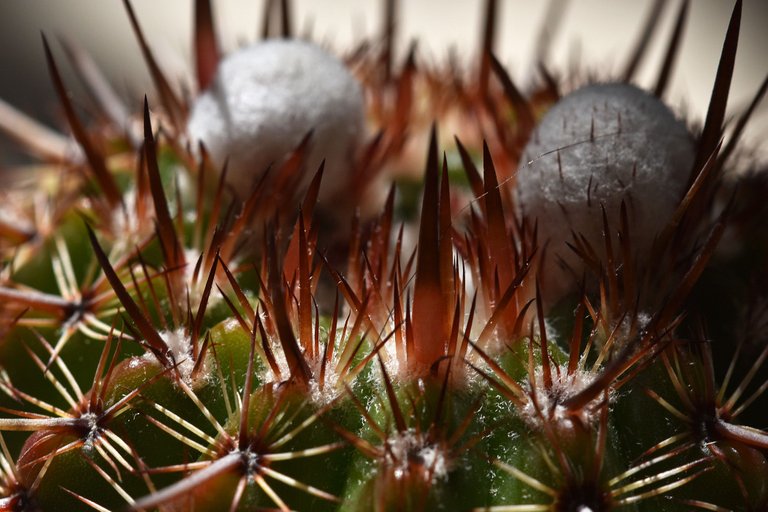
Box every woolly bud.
[516,83,695,302]
[187,39,365,204]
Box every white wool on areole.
[143,327,206,386]
[515,83,695,302]
[384,429,450,482]
[187,39,364,204]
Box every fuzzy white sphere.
[187,39,364,203]
[515,83,694,301]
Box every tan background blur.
[0,0,766,164]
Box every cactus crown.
[0,1,766,511]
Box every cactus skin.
[0,1,767,511]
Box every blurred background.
[0,0,766,165]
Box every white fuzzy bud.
[187,39,364,204]
[516,83,694,301]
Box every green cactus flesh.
[0,1,767,511]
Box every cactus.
[0,1,766,511]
